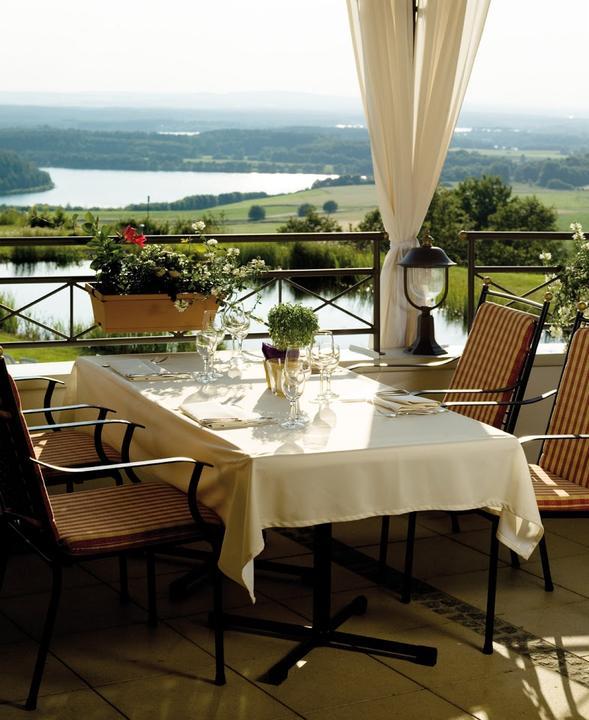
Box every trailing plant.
[550,222,589,337]
[84,213,266,307]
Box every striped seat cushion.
[30,428,121,479]
[51,481,222,556]
[530,463,589,511]
[540,326,589,487]
[444,302,535,427]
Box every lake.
[0,167,337,208]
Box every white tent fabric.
[347,0,490,348]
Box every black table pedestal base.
[218,523,437,684]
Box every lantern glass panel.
[407,267,445,306]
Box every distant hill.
[0,150,52,194]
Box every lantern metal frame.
[398,233,456,356]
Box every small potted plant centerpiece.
[83,213,266,333]
[263,302,319,393]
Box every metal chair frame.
[0,357,225,710]
[370,286,552,658]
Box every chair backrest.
[0,356,56,537]
[539,320,589,486]
[444,285,550,430]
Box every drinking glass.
[222,303,250,365]
[311,331,336,401]
[322,343,340,399]
[280,347,311,429]
[195,329,217,383]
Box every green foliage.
[322,200,338,214]
[27,206,78,231]
[551,223,589,334]
[277,210,342,233]
[489,195,557,231]
[0,150,53,194]
[83,212,266,300]
[298,203,316,218]
[358,176,560,266]
[267,303,319,350]
[454,176,512,230]
[248,204,266,221]
[357,208,384,232]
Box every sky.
[2,0,588,115]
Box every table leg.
[220,523,437,684]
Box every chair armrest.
[14,375,65,385]
[443,390,557,409]
[348,356,457,372]
[32,456,216,528]
[23,403,116,421]
[415,385,517,397]
[14,376,65,417]
[519,433,589,445]
[28,418,142,432]
[32,455,212,475]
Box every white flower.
[570,222,585,242]
[192,220,206,232]
[539,251,552,262]
[206,238,218,246]
[174,299,190,313]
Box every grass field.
[98,182,586,235]
[0,181,586,238]
[511,183,589,229]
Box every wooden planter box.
[85,284,218,333]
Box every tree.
[297,203,316,218]
[357,208,384,232]
[277,210,342,233]
[248,204,266,221]
[454,175,512,230]
[489,196,557,232]
[322,200,338,214]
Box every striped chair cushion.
[51,480,222,556]
[540,326,589,486]
[30,428,121,480]
[444,302,535,427]
[530,463,589,510]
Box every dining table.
[68,351,544,682]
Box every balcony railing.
[463,230,575,328]
[0,231,384,353]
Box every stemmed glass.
[195,328,218,383]
[322,343,340,400]
[222,303,250,365]
[280,347,312,429]
[311,331,333,399]
[311,331,339,401]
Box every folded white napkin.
[107,358,191,381]
[372,392,441,415]
[180,401,274,430]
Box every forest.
[0,149,53,194]
[1,126,589,187]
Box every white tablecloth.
[70,353,543,599]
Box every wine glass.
[280,347,311,429]
[195,329,217,383]
[311,331,336,401]
[322,343,340,399]
[222,303,250,365]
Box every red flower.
[122,225,146,248]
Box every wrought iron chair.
[0,355,226,710]
[375,283,551,590]
[485,309,589,623]
[11,368,142,490]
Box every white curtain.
[347,0,490,348]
